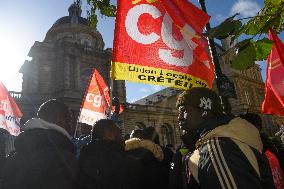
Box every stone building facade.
[122,89,182,146]
[120,42,284,146]
[10,3,126,131]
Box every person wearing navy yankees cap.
[171,87,275,189]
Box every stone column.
[112,80,127,103]
[75,60,80,89]
[29,58,39,93]
[64,56,71,89]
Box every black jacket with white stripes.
[185,115,275,189]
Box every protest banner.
[112,0,214,89]
[78,69,110,126]
[0,82,22,136]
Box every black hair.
[37,99,70,123]
[144,126,160,145]
[130,129,147,139]
[92,119,115,140]
[37,99,72,133]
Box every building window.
[81,39,91,47]
[252,71,256,80]
[244,90,251,105]
[80,68,93,91]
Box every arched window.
[244,90,251,105]
[81,39,92,49]
[160,123,174,146]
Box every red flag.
[265,150,284,189]
[0,81,22,136]
[78,69,124,126]
[111,104,124,114]
[160,0,210,35]
[78,69,110,126]
[261,29,284,116]
[112,0,214,90]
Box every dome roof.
[51,3,89,28]
[44,3,105,50]
[52,16,89,28]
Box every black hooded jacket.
[79,139,141,189]
[0,130,78,189]
[0,118,78,189]
[172,115,275,189]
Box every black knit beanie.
[176,87,223,115]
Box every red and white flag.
[111,0,214,90]
[0,81,22,136]
[78,69,110,126]
[261,29,284,116]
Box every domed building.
[12,3,126,130]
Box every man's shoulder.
[192,136,262,175]
[15,129,75,155]
[197,137,261,163]
[189,137,264,188]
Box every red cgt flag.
[261,29,284,116]
[0,81,22,136]
[160,0,210,35]
[78,69,124,126]
[112,0,214,90]
[78,69,110,126]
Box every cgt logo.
[125,4,198,67]
[86,93,104,108]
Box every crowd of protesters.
[0,87,284,189]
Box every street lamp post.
[198,0,235,114]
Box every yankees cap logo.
[199,97,212,110]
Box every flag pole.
[109,64,114,119]
[73,68,95,138]
[198,0,233,114]
[73,121,79,138]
